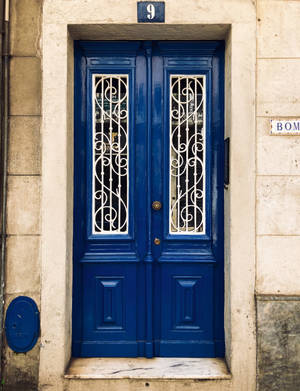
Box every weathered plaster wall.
[256,0,300,389]
[2,0,42,390]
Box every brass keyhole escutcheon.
[154,238,161,246]
[152,201,162,211]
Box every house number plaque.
[137,2,165,23]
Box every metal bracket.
[224,137,230,189]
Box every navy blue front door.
[73,41,224,358]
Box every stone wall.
[256,0,300,389]
[2,0,42,390]
[257,297,300,391]
[1,0,300,390]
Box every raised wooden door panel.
[157,263,214,357]
[81,263,138,356]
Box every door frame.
[40,14,256,390]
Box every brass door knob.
[152,201,162,210]
[154,238,161,245]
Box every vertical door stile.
[144,42,154,358]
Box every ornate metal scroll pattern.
[169,75,206,234]
[93,75,129,234]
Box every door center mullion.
[143,41,154,358]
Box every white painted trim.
[169,74,206,235]
[92,74,129,235]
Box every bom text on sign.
[271,119,300,135]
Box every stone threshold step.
[65,357,231,380]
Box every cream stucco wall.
[3,0,300,390]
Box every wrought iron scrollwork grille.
[92,75,129,234]
[169,75,206,234]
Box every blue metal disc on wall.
[5,296,40,353]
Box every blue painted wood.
[72,42,86,356]
[81,263,138,356]
[73,41,144,357]
[159,264,214,356]
[152,41,224,357]
[96,278,123,328]
[137,2,165,23]
[73,41,224,358]
[212,44,225,357]
[144,41,154,358]
[5,296,39,353]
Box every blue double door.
[73,41,224,358]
